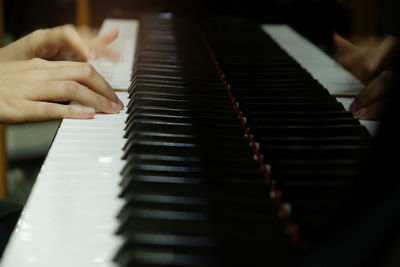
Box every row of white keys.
[91,19,139,90]
[262,24,379,136]
[0,19,139,267]
[0,93,128,267]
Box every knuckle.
[30,28,46,39]
[63,105,77,118]
[42,103,56,116]
[30,58,45,64]
[27,29,50,58]
[63,81,80,95]
[61,24,75,33]
[79,63,95,77]
[42,104,64,120]
[100,97,113,111]
[30,29,50,45]
[57,24,76,40]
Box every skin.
[333,33,399,119]
[349,70,394,120]
[0,24,123,124]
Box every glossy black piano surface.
[114,14,400,267]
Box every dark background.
[4,0,398,56]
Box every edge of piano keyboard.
[262,24,379,136]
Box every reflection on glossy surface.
[98,157,113,164]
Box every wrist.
[0,32,37,62]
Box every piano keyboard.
[0,16,376,267]
[0,20,138,267]
[114,16,302,266]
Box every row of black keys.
[114,17,298,267]
[114,15,373,266]
[203,18,372,238]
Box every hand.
[349,70,395,120]
[0,58,123,123]
[0,24,119,62]
[333,33,400,84]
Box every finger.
[370,36,399,73]
[59,24,94,61]
[29,60,124,108]
[354,100,387,120]
[76,25,98,40]
[90,42,120,60]
[341,54,374,85]
[90,29,120,60]
[27,58,80,69]
[350,70,394,111]
[94,28,119,45]
[337,52,371,85]
[31,80,122,114]
[338,51,359,70]
[43,62,123,107]
[21,101,96,121]
[333,32,356,53]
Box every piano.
[0,14,382,266]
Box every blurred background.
[0,0,396,203]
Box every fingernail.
[118,99,124,109]
[111,102,121,112]
[82,107,95,117]
[356,107,367,118]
